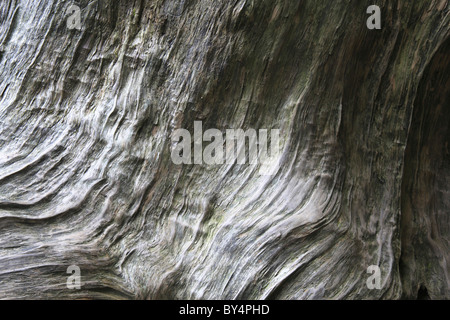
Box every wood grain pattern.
[0,0,448,299]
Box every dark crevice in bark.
[417,285,430,300]
[400,36,450,299]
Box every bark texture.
[0,0,449,299]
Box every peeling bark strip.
[0,0,448,299]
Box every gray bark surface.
[0,0,448,299]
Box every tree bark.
[0,0,448,299]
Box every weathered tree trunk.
[0,0,448,299]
